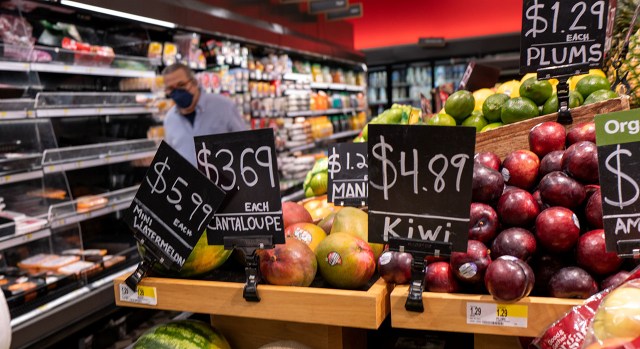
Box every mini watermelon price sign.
[520,0,614,74]
[595,109,640,256]
[123,141,226,289]
[367,125,475,252]
[328,142,368,206]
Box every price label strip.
[195,129,285,245]
[520,0,613,74]
[328,142,368,206]
[595,110,640,256]
[119,283,157,306]
[123,141,226,289]
[467,302,528,328]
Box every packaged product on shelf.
[75,195,108,213]
[0,14,37,61]
[62,248,108,262]
[17,254,56,274]
[57,261,99,275]
[102,255,126,269]
[26,188,66,200]
[38,255,80,272]
[147,41,162,61]
[162,42,178,66]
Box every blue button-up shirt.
[164,91,248,166]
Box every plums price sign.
[195,129,285,245]
[122,142,226,289]
[520,0,614,74]
[595,109,640,256]
[328,142,368,206]
[367,125,476,252]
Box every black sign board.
[520,0,612,74]
[458,61,501,92]
[195,129,285,245]
[309,0,348,14]
[596,109,640,256]
[124,141,226,270]
[326,3,362,20]
[367,125,475,252]
[328,142,368,206]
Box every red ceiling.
[348,0,523,50]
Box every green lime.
[462,113,488,132]
[576,75,611,99]
[519,77,553,105]
[583,89,618,105]
[480,122,504,132]
[309,172,328,196]
[541,91,584,115]
[427,113,457,126]
[482,93,509,123]
[444,90,475,121]
[501,97,539,124]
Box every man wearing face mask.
[163,63,247,166]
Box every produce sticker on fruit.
[595,109,640,254]
[195,129,285,245]
[367,125,475,252]
[520,0,615,74]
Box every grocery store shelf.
[0,229,51,250]
[0,61,31,72]
[42,139,157,174]
[114,276,391,329]
[327,129,361,140]
[281,188,305,202]
[48,186,138,229]
[0,170,43,185]
[11,265,137,349]
[287,108,365,118]
[35,106,158,118]
[282,73,312,81]
[287,130,360,152]
[310,82,365,92]
[393,98,420,103]
[30,63,155,78]
[280,179,304,193]
[368,100,388,106]
[0,110,29,120]
[390,285,582,337]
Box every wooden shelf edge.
[390,285,582,337]
[113,275,391,329]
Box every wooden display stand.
[390,285,583,349]
[113,276,392,349]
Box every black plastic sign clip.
[224,236,273,302]
[125,254,156,291]
[389,238,452,313]
[617,240,640,259]
[555,77,572,125]
[537,63,591,125]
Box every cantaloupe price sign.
[595,109,640,256]
[195,129,285,245]
[123,141,226,289]
[367,125,475,253]
[327,142,368,206]
[520,0,613,74]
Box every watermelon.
[134,320,231,349]
[139,231,232,278]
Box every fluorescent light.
[60,0,177,28]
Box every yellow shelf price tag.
[467,302,528,328]
[119,283,157,306]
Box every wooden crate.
[114,276,391,329]
[476,96,630,158]
[390,285,582,338]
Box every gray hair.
[162,63,196,81]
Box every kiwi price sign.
[367,125,475,252]
[596,110,640,256]
[328,142,368,207]
[195,129,285,245]
[520,0,614,74]
[124,141,226,270]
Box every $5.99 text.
[197,143,275,191]
[147,157,214,231]
[370,136,469,200]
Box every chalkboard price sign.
[520,0,614,74]
[367,125,475,252]
[195,129,285,245]
[124,141,226,271]
[596,109,640,256]
[328,142,368,206]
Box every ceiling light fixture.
[60,0,177,28]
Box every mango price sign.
[595,109,640,256]
[367,125,475,252]
[520,0,615,74]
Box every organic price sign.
[520,0,614,74]
[367,125,475,252]
[123,141,226,270]
[596,109,640,255]
[195,129,285,245]
[328,142,368,206]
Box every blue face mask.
[169,88,194,109]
